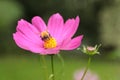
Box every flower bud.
[80,44,101,56]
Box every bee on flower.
[13,13,83,55]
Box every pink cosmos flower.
[74,69,99,80]
[13,13,83,55]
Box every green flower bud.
[80,44,101,56]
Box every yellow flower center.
[43,37,57,49]
[40,31,57,49]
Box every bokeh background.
[0,0,120,80]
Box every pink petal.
[41,48,60,55]
[32,16,47,32]
[13,32,29,50]
[17,19,42,44]
[47,13,64,41]
[13,32,59,55]
[60,35,83,50]
[63,16,80,38]
[13,32,44,53]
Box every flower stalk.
[57,54,65,80]
[50,55,55,80]
[41,55,48,80]
[81,56,92,80]
[79,44,101,80]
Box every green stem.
[57,54,65,80]
[41,55,48,80]
[51,55,55,80]
[57,54,65,70]
[81,56,92,80]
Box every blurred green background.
[0,0,120,80]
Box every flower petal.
[63,16,80,38]
[13,32,44,53]
[17,19,42,45]
[41,48,60,55]
[32,16,47,32]
[60,35,83,50]
[13,32,29,50]
[47,13,64,41]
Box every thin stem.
[41,55,48,80]
[51,55,55,80]
[81,56,92,80]
[57,54,65,80]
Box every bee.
[40,30,57,48]
[40,31,51,41]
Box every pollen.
[44,37,57,49]
[40,31,57,49]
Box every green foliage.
[0,0,24,54]
[0,55,120,80]
[99,0,120,58]
[0,0,23,31]
[100,0,120,45]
